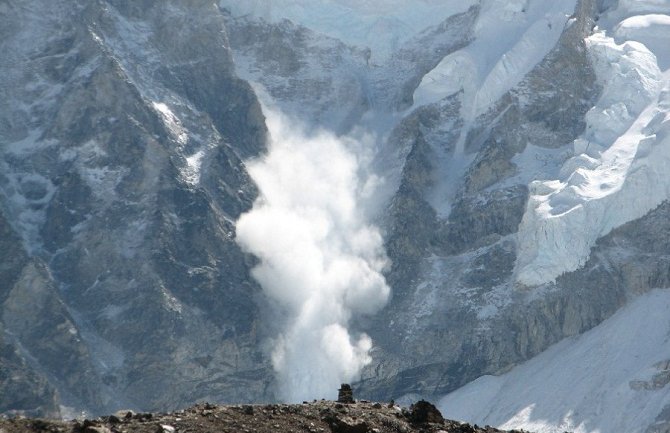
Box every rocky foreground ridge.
[0,400,528,433]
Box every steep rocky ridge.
[1,0,270,416]
[357,4,670,429]
[353,0,605,398]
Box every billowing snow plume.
[236,110,390,402]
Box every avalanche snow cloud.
[236,110,390,402]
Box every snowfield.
[439,289,670,433]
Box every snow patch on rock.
[152,102,188,146]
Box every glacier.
[515,3,670,287]
[615,14,670,70]
[413,0,577,117]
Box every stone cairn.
[337,384,354,403]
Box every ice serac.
[614,14,670,70]
[515,32,667,287]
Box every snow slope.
[439,289,670,433]
[410,0,578,219]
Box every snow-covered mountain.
[2,0,670,431]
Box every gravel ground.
[0,400,531,433]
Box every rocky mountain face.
[3,0,670,432]
[363,0,603,395]
[1,0,269,416]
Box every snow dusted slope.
[439,289,670,433]
[515,3,670,286]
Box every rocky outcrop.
[0,208,60,417]
[0,401,527,433]
[3,261,102,410]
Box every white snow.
[219,0,476,62]
[63,140,128,203]
[614,14,670,70]
[183,150,205,186]
[413,0,577,117]
[411,0,578,220]
[515,32,669,287]
[152,100,206,186]
[152,102,188,146]
[439,289,670,433]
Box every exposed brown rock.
[0,401,531,433]
[409,400,444,424]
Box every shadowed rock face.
[1,0,269,416]
[0,214,60,417]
